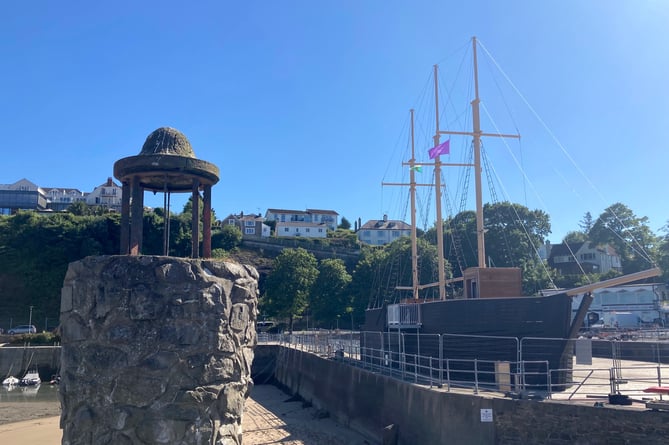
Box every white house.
[358,215,411,246]
[85,177,122,211]
[265,208,339,235]
[547,241,622,275]
[43,187,86,211]
[275,221,328,238]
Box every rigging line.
[480,102,550,211]
[484,153,573,285]
[481,145,516,267]
[604,222,656,265]
[476,40,657,262]
[480,100,585,283]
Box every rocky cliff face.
[59,256,258,445]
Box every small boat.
[2,376,19,386]
[19,369,41,386]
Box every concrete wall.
[264,345,669,445]
[0,346,60,380]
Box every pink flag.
[428,139,450,159]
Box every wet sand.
[0,385,374,444]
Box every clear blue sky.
[2,1,667,243]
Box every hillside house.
[546,241,622,275]
[221,212,270,238]
[0,179,48,214]
[358,215,411,246]
[265,208,339,237]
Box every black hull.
[361,293,575,391]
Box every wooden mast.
[409,109,419,300]
[439,36,520,270]
[433,65,447,299]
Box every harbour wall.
[255,345,669,445]
[0,345,60,380]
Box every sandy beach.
[0,384,373,445]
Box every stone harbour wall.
[59,255,258,445]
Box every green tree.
[563,230,587,243]
[310,258,352,328]
[338,217,352,230]
[579,211,594,233]
[212,225,242,251]
[262,248,319,333]
[588,203,657,273]
[658,221,669,281]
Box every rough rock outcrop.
[59,256,258,445]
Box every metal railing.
[258,330,669,401]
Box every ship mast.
[383,110,434,300]
[440,36,520,269]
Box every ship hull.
[361,293,574,391]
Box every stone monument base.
[59,256,258,445]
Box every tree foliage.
[212,225,242,251]
[588,203,658,273]
[261,248,319,332]
[310,258,352,328]
[338,217,352,230]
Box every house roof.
[306,208,339,215]
[266,208,308,215]
[548,242,584,258]
[360,219,411,230]
[266,208,338,215]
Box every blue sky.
[2,1,667,243]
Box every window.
[306,228,310,232]
[228,220,236,225]
[392,230,399,237]
[284,227,289,232]
[244,220,255,227]
[318,228,323,233]
[245,228,255,235]
[580,253,595,261]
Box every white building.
[265,208,339,237]
[357,215,411,246]
[571,283,669,328]
[85,177,122,211]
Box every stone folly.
[59,256,258,445]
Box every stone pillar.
[59,256,258,445]
[191,180,200,258]
[130,176,144,255]
[203,185,212,258]
[120,182,131,255]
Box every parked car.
[8,325,37,335]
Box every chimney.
[383,214,388,222]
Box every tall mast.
[439,36,520,270]
[383,110,439,300]
[472,37,485,268]
[433,65,447,299]
[409,109,419,300]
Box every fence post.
[474,359,479,394]
[439,334,444,387]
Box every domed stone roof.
[139,127,196,158]
[114,126,219,192]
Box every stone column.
[191,180,200,258]
[203,184,212,258]
[120,181,131,255]
[59,256,258,445]
[130,176,144,255]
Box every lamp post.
[28,305,34,330]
